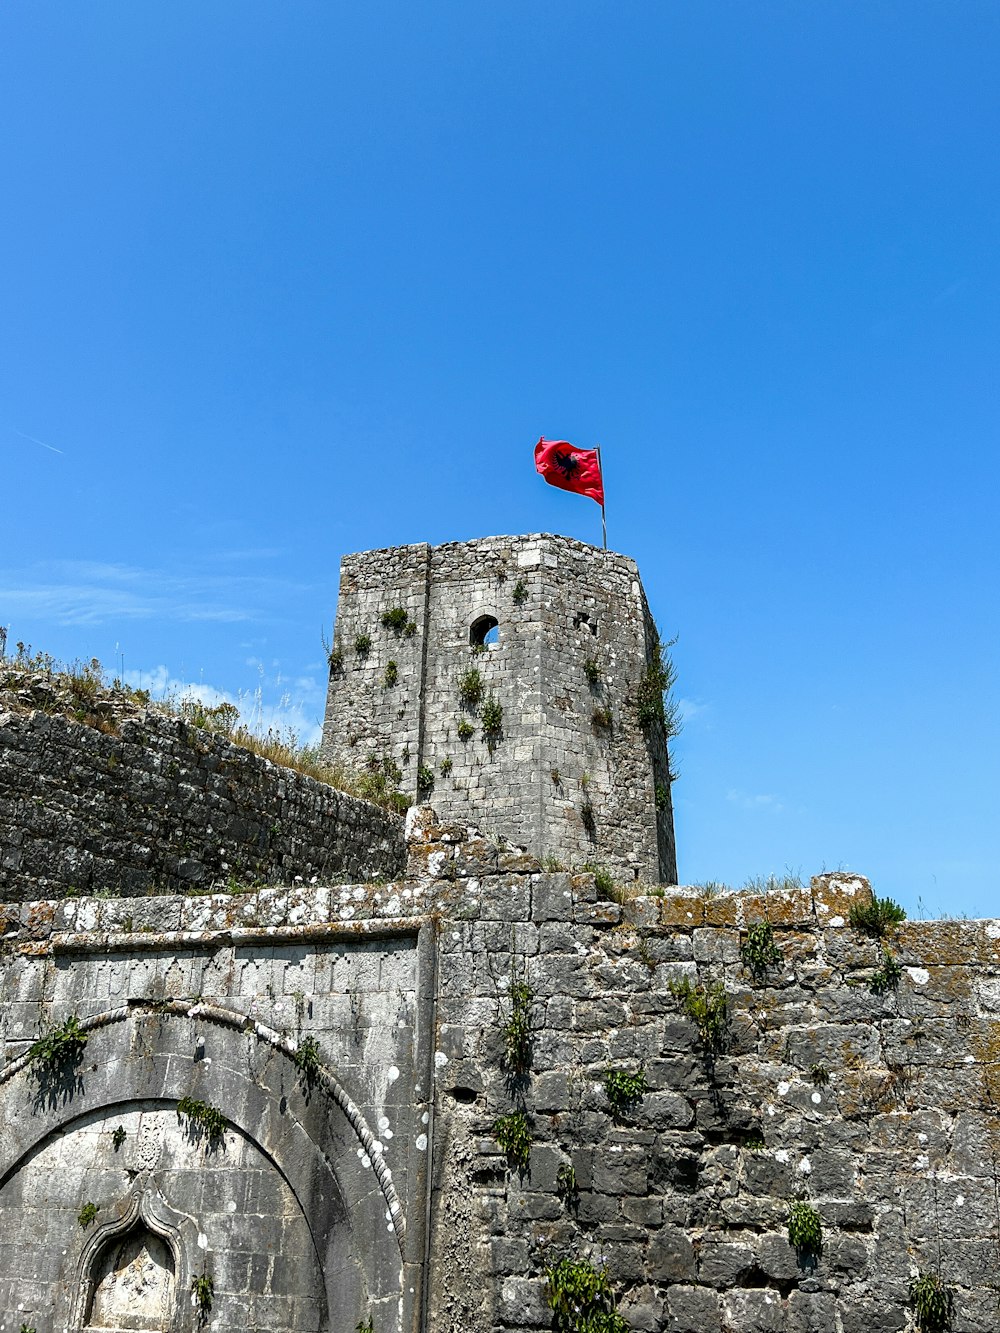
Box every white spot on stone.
[767,1104,776,1117]
[197,1233,208,1249]
[387,1065,400,1081]
[915,1154,930,1170]
[384,1129,393,1139]
[817,903,829,914]
[361,1154,372,1169]
[799,1156,812,1174]
[434,1051,449,1068]
[227,1200,236,1212]
[964,1054,975,1063]
[416,1133,428,1151]
[906,967,930,986]
[452,931,461,941]
[777,1081,791,1096]
[811,1092,822,1105]
[387,1222,395,1232]
[829,915,844,927]
[956,1194,965,1207]
[422,1111,430,1124]
[378,1116,390,1131]
[918,1132,929,1144]
[775,1149,790,1164]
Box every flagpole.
[596,445,607,549]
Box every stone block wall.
[2,808,997,1332]
[408,811,1000,1333]
[321,534,676,883]
[0,705,405,899]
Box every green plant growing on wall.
[512,579,528,605]
[655,781,670,811]
[458,667,484,707]
[669,977,728,1052]
[28,1014,88,1076]
[584,864,616,901]
[591,705,612,732]
[439,757,453,776]
[502,976,534,1077]
[849,895,907,938]
[354,632,372,658]
[382,660,398,688]
[555,1162,579,1208]
[493,1110,532,1172]
[381,607,409,633]
[78,1201,99,1228]
[327,647,343,674]
[810,1064,830,1088]
[580,795,596,838]
[191,1272,214,1321]
[634,629,681,740]
[177,1096,226,1148]
[111,1125,127,1150]
[456,717,474,741]
[293,1035,321,1089]
[417,765,435,793]
[603,1067,648,1116]
[481,695,503,749]
[909,1272,954,1332]
[870,947,903,995]
[787,1201,823,1257]
[20,1324,36,1333]
[583,657,602,688]
[356,1319,375,1333]
[740,920,783,979]
[545,1256,629,1333]
[404,619,417,637]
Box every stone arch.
[0,1001,408,1332]
[469,613,499,648]
[73,1186,191,1332]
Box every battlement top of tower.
[339,532,641,577]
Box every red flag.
[534,438,605,506]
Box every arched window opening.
[85,1226,176,1332]
[470,615,500,649]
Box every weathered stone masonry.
[0,705,405,900]
[1,533,995,1333]
[321,535,677,884]
[2,804,999,1332]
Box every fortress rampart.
[321,535,677,884]
[0,535,993,1333]
[1,802,998,1332]
[0,697,405,900]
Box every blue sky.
[2,3,998,916]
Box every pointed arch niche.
[71,1188,189,1333]
[86,1227,175,1331]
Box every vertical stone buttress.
[320,534,677,883]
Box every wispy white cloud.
[0,559,308,627]
[13,428,64,455]
[726,788,785,814]
[124,663,325,746]
[677,697,709,723]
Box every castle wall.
[0,889,435,1333]
[0,706,405,899]
[2,808,998,1332]
[321,535,676,883]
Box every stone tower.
[321,534,677,883]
